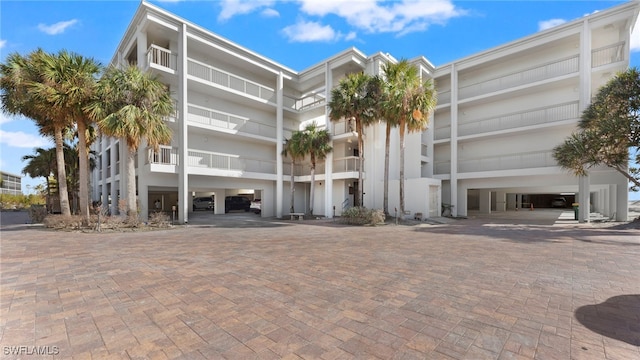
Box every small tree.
[282,132,305,214]
[328,72,381,207]
[288,123,332,215]
[554,67,640,190]
[86,65,173,219]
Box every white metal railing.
[332,119,356,136]
[434,126,450,140]
[333,156,359,173]
[187,149,277,174]
[458,55,579,99]
[591,42,625,68]
[458,101,579,136]
[434,161,451,175]
[437,90,451,104]
[458,150,557,173]
[147,45,177,71]
[187,58,275,102]
[147,146,178,165]
[187,103,292,139]
[283,91,326,111]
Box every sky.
[0,0,639,198]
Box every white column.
[615,180,628,221]
[178,23,189,224]
[450,65,459,216]
[495,191,507,212]
[276,71,284,218]
[578,175,590,223]
[110,143,117,215]
[479,190,491,214]
[516,194,523,210]
[101,139,108,210]
[324,62,334,218]
[136,29,147,70]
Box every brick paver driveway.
[1,214,639,359]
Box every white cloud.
[37,19,78,35]
[0,130,49,148]
[0,39,6,49]
[262,8,280,18]
[282,20,339,42]
[218,0,276,22]
[538,18,567,31]
[296,0,465,36]
[631,15,640,52]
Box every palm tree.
[86,65,173,218]
[282,131,306,213]
[382,60,437,216]
[33,50,101,222]
[290,122,332,215]
[1,49,72,216]
[328,72,381,207]
[22,147,56,209]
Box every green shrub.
[341,206,385,226]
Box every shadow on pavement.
[575,294,640,346]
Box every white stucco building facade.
[91,0,639,223]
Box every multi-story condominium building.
[0,171,22,195]
[91,0,639,223]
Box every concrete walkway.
[0,213,639,359]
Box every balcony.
[187,103,292,140]
[187,59,276,102]
[283,90,326,111]
[459,150,557,173]
[332,119,356,136]
[592,42,624,68]
[147,146,179,165]
[146,45,177,72]
[434,101,579,141]
[434,150,557,174]
[187,149,277,175]
[458,55,579,100]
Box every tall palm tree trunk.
[54,129,71,216]
[399,123,406,216]
[290,161,295,213]
[357,121,364,207]
[309,157,316,215]
[76,121,90,223]
[383,122,391,215]
[126,150,137,218]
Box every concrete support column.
[324,62,334,218]
[495,191,507,212]
[516,194,523,210]
[479,190,491,214]
[450,65,459,216]
[139,182,149,221]
[615,180,628,221]
[110,144,117,215]
[276,72,284,218]
[177,23,189,224]
[578,175,590,223]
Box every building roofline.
[437,0,640,69]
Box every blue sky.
[1,0,639,198]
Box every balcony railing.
[421,144,428,157]
[458,101,579,137]
[332,119,356,136]
[187,58,275,102]
[458,55,579,99]
[458,150,557,173]
[283,91,326,111]
[434,101,579,140]
[147,45,177,71]
[591,42,625,68]
[187,149,277,174]
[187,103,292,140]
[147,146,178,165]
